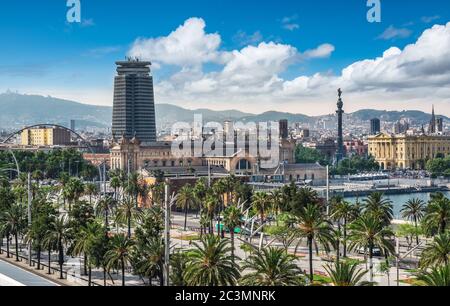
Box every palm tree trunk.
[343,219,347,258]
[58,240,64,279]
[127,217,131,239]
[48,248,52,274]
[308,236,314,282]
[88,265,92,286]
[159,262,164,286]
[105,209,109,230]
[336,221,340,263]
[369,244,374,283]
[121,258,125,286]
[184,205,188,231]
[6,234,10,258]
[14,232,19,261]
[103,267,107,286]
[414,217,419,245]
[37,245,41,270]
[231,230,235,262]
[83,252,88,275]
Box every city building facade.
[368,133,450,170]
[21,127,71,146]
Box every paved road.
[0,259,57,286]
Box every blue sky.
[0,0,449,115]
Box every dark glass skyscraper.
[112,59,157,143]
[370,118,381,135]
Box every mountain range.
[0,92,446,131]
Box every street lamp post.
[164,180,170,286]
[27,172,32,266]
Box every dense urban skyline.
[0,1,449,115]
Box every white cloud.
[127,18,450,116]
[377,25,412,40]
[128,18,224,68]
[421,15,440,24]
[281,15,300,31]
[302,44,335,59]
[232,30,263,46]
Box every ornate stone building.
[110,133,296,175]
[368,133,450,170]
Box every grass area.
[173,234,201,241]
[313,274,332,285]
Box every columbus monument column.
[336,88,345,163]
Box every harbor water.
[345,191,450,220]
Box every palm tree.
[252,192,271,225]
[132,237,165,286]
[183,235,240,286]
[324,261,370,286]
[116,197,142,238]
[65,177,85,211]
[240,247,305,286]
[170,251,188,286]
[203,194,218,234]
[176,185,195,231]
[416,264,450,286]
[193,178,208,215]
[71,221,104,283]
[95,196,115,230]
[222,205,243,261]
[105,233,135,286]
[110,175,122,201]
[348,214,395,283]
[84,183,98,205]
[213,179,227,237]
[0,203,24,261]
[124,172,141,209]
[420,232,450,268]
[423,197,450,235]
[401,198,426,245]
[44,216,71,279]
[331,198,355,259]
[295,204,334,282]
[269,189,284,221]
[363,192,393,225]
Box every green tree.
[0,203,25,261]
[363,192,393,226]
[183,235,240,286]
[65,177,85,211]
[170,251,188,286]
[416,264,450,286]
[423,196,450,235]
[44,216,71,279]
[240,247,305,286]
[116,197,142,238]
[420,232,450,268]
[295,145,329,165]
[176,185,195,231]
[324,261,370,286]
[84,183,98,205]
[401,198,426,244]
[348,214,395,283]
[295,204,334,282]
[105,233,135,286]
[132,237,165,286]
[222,205,243,261]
